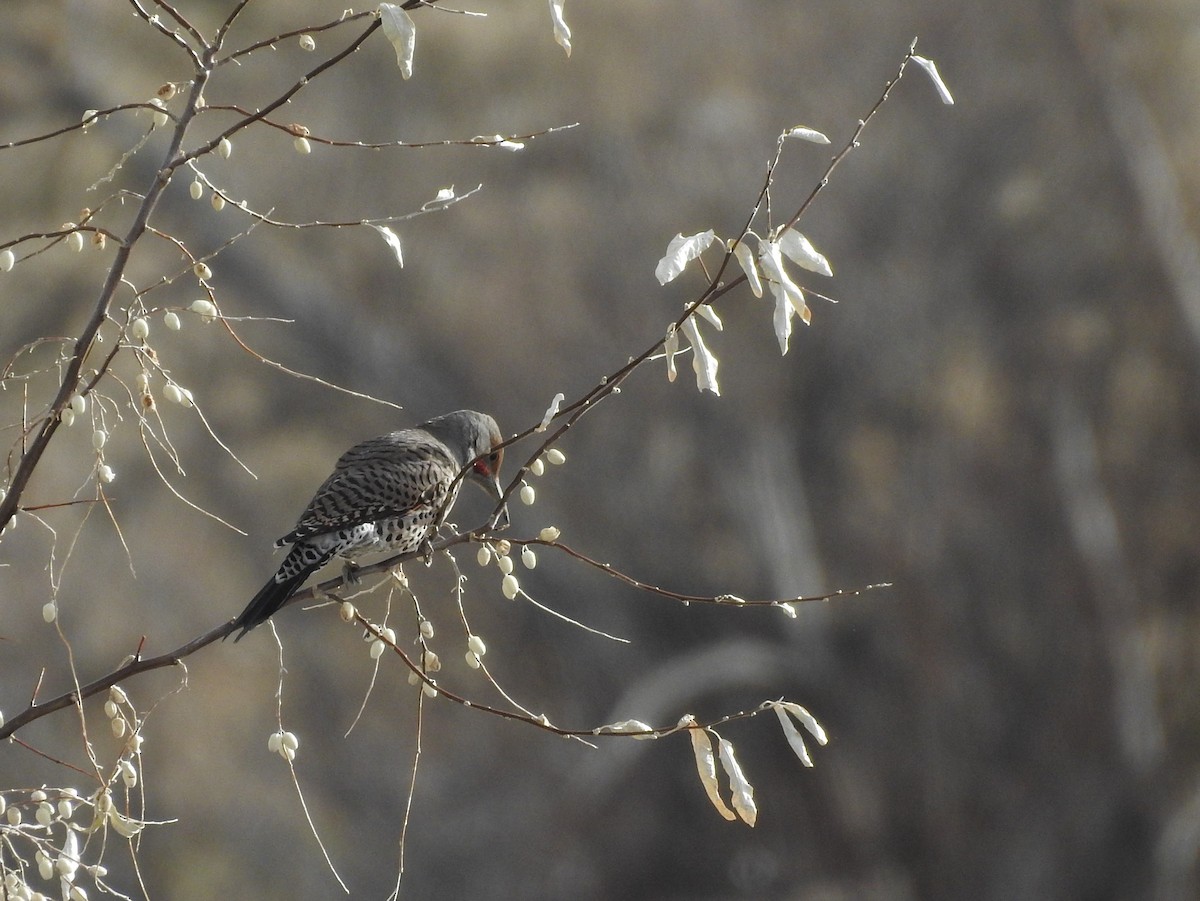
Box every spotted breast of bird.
[230,410,505,640]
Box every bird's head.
[423,410,508,527]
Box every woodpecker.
[231,410,505,640]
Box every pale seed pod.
[36,802,53,827]
[298,34,316,51]
[530,458,545,477]
[69,232,85,252]
[520,484,536,506]
[294,136,312,155]
[69,393,87,414]
[218,137,232,159]
[111,717,126,738]
[476,545,492,567]
[421,683,438,698]
[521,546,537,569]
[193,261,212,281]
[130,317,150,340]
[98,465,115,484]
[189,298,216,317]
[31,789,47,803]
[164,311,181,331]
[91,428,107,451]
[497,555,514,576]
[538,526,560,541]
[163,383,183,405]
[546,449,566,465]
[60,408,75,427]
[339,601,356,622]
[465,651,481,669]
[501,574,520,600]
[467,634,486,657]
[419,618,434,639]
[211,193,225,212]
[42,602,57,623]
[189,179,203,200]
[0,249,14,271]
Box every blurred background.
[2,1,1199,898]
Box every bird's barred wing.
[277,435,457,544]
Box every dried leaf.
[655,230,717,285]
[368,224,404,268]
[687,724,736,821]
[718,738,757,827]
[664,324,679,383]
[911,55,954,105]
[776,228,832,277]
[730,239,763,298]
[785,125,831,144]
[548,0,572,57]
[537,392,565,431]
[772,703,813,766]
[778,701,828,746]
[680,315,720,395]
[378,4,416,79]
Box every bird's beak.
[490,477,510,529]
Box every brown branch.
[0,67,214,534]
[198,107,577,150]
[510,537,892,609]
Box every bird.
[230,410,505,640]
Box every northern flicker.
[230,410,505,640]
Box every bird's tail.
[229,558,322,641]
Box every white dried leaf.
[369,224,404,268]
[599,719,655,738]
[663,324,679,383]
[688,724,736,821]
[776,228,832,277]
[758,239,809,354]
[730,240,763,298]
[379,4,417,79]
[107,807,144,838]
[785,125,831,144]
[778,701,828,746]
[695,303,722,331]
[548,0,571,57]
[772,703,813,766]
[717,738,757,826]
[655,230,716,285]
[537,392,564,431]
[680,316,719,395]
[911,55,954,105]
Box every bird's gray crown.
[419,410,501,464]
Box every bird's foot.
[420,539,434,567]
[341,559,362,585]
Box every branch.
[0,68,215,533]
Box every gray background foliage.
[2,1,1198,898]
